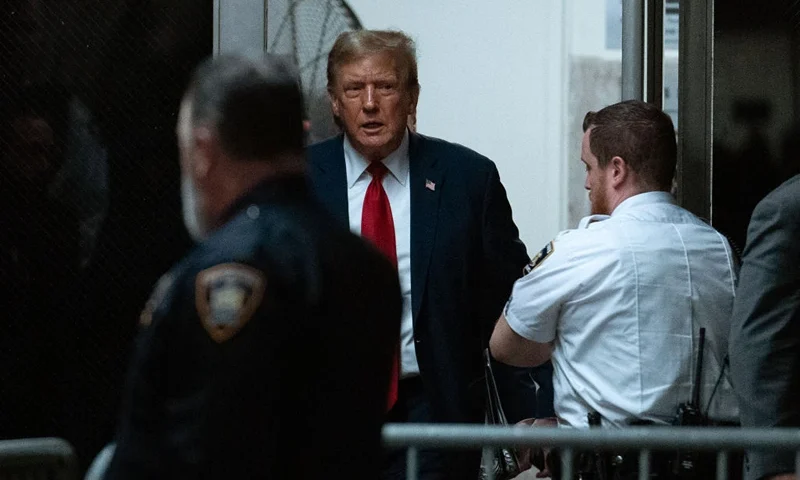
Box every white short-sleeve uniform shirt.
[505,192,739,428]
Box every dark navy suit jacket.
[308,132,550,424]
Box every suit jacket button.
[414,338,421,344]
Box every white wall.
[570,0,616,58]
[346,0,567,251]
[564,0,622,226]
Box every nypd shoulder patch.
[523,241,555,276]
[195,263,266,343]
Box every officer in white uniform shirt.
[490,100,739,429]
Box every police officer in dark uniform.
[104,55,402,480]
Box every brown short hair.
[582,100,677,191]
[327,29,419,91]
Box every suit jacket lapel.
[409,132,443,322]
[310,135,349,227]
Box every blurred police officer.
[490,100,739,476]
[104,54,402,480]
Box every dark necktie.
[361,162,399,411]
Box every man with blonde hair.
[308,29,548,479]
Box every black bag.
[479,348,521,480]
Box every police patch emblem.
[139,273,174,328]
[523,241,555,275]
[195,263,266,343]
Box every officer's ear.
[608,155,629,188]
[191,125,220,181]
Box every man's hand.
[514,418,536,471]
[514,417,557,478]
[531,418,557,478]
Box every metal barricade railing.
[383,423,800,480]
[0,437,78,480]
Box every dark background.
[1,0,211,470]
[712,0,800,250]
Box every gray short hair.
[185,54,305,159]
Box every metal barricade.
[0,437,78,480]
[383,423,800,480]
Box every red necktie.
[361,162,399,411]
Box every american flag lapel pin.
[425,179,436,191]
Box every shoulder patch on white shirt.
[577,214,611,229]
[523,241,555,275]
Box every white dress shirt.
[504,192,739,427]
[344,131,418,377]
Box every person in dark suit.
[729,174,800,480]
[308,29,547,479]
[104,54,402,480]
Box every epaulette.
[577,214,611,229]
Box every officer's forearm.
[490,314,552,367]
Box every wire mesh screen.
[0,0,212,471]
[266,0,361,143]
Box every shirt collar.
[611,191,676,216]
[344,129,410,188]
